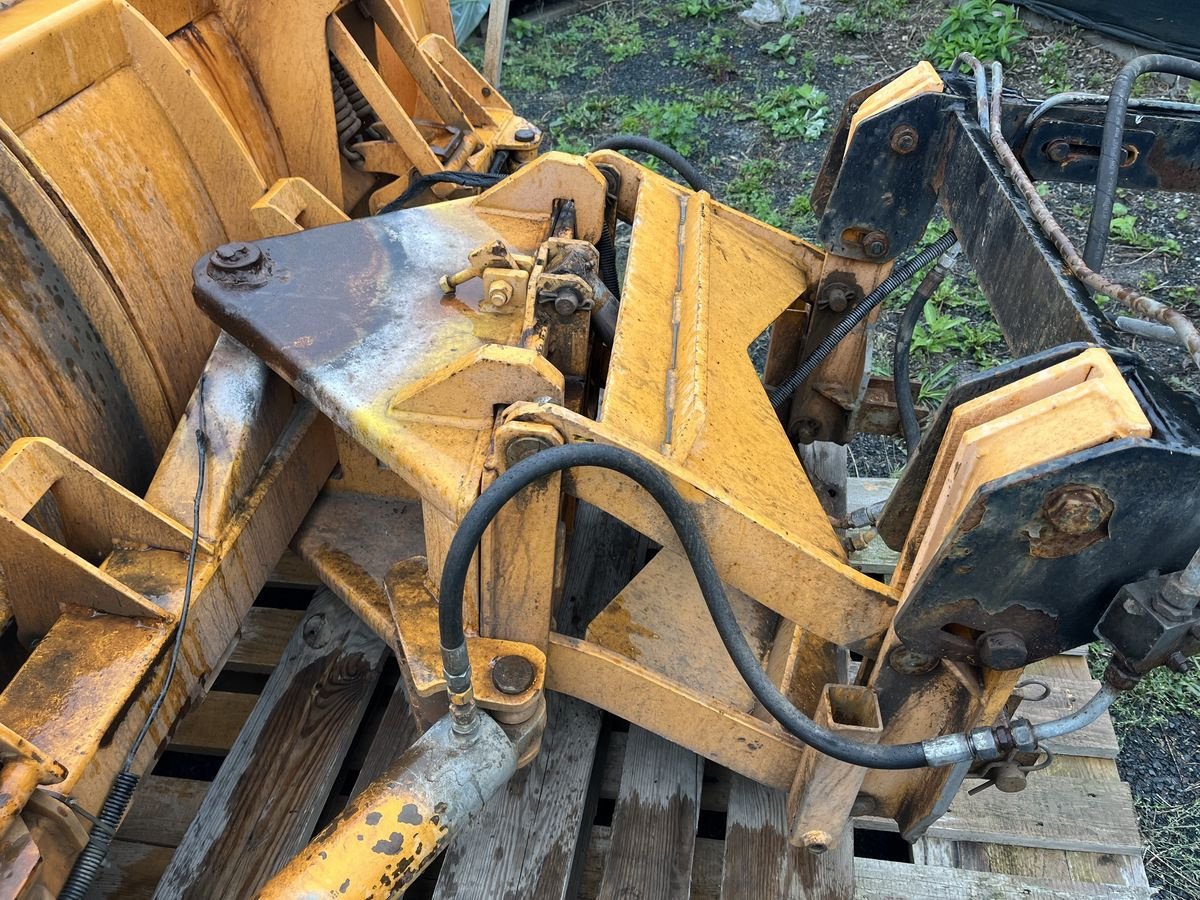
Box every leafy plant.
[620,100,701,155]
[917,361,958,404]
[1109,202,1181,256]
[923,0,1027,69]
[727,160,786,228]
[832,11,868,37]
[675,0,733,20]
[674,33,735,80]
[911,301,969,357]
[751,84,830,140]
[1039,40,1070,93]
[760,33,798,64]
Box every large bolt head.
[491,654,536,695]
[1043,486,1106,535]
[209,241,263,273]
[504,434,552,468]
[976,629,1027,670]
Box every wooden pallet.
[86,489,1148,899]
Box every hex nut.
[862,231,890,259]
[976,629,1028,670]
[890,124,918,154]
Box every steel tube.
[259,712,517,899]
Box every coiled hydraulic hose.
[769,230,959,409]
[1084,54,1200,271]
[592,135,712,194]
[438,442,931,769]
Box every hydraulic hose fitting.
[441,643,480,735]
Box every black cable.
[769,231,958,410]
[1084,54,1200,271]
[378,170,506,214]
[592,135,711,194]
[894,244,959,459]
[60,380,209,900]
[438,442,930,769]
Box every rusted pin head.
[1043,486,1106,535]
[491,655,536,695]
[504,435,552,468]
[862,231,890,260]
[889,124,918,154]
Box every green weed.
[923,0,1026,69]
[760,33,798,64]
[832,11,869,37]
[1039,40,1070,93]
[620,100,701,155]
[727,160,786,228]
[673,33,734,80]
[751,84,830,140]
[1110,203,1181,256]
[675,0,734,20]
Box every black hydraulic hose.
[894,243,960,459]
[437,442,929,769]
[1084,54,1200,271]
[769,231,958,409]
[378,170,506,214]
[592,135,711,194]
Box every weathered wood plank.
[915,837,1148,888]
[88,841,174,899]
[858,774,1141,854]
[597,726,703,900]
[432,502,643,900]
[226,607,305,673]
[854,857,1152,898]
[721,774,853,899]
[154,590,388,899]
[169,691,258,755]
[115,776,208,847]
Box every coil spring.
[58,770,140,900]
[330,55,382,166]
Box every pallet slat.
[226,607,305,673]
[721,774,852,899]
[115,776,208,848]
[597,726,703,900]
[860,774,1140,854]
[855,857,1152,898]
[154,589,388,898]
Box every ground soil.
[467,1,1200,892]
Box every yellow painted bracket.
[0,438,208,642]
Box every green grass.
[619,99,701,155]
